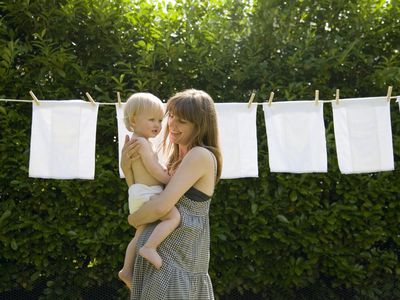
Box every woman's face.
[167,112,195,146]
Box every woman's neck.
[178,145,189,157]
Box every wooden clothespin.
[386,86,393,102]
[247,92,256,108]
[117,92,122,107]
[268,92,274,107]
[85,92,96,105]
[29,90,40,106]
[315,90,319,105]
[335,89,340,105]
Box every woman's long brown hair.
[162,89,222,182]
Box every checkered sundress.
[130,187,214,300]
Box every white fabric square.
[332,97,394,174]
[215,103,258,178]
[263,101,327,173]
[29,100,99,179]
[116,104,167,178]
[116,103,130,178]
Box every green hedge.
[1,0,399,299]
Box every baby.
[118,93,180,289]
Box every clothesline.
[0,96,399,105]
[0,86,398,105]
[0,98,116,105]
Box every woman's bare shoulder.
[187,146,213,160]
[181,147,214,171]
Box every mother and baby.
[118,89,222,299]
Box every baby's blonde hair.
[123,93,165,132]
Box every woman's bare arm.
[128,147,212,227]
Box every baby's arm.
[136,137,170,184]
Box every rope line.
[0,96,398,105]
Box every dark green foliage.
[0,0,399,299]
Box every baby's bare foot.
[118,269,132,290]
[139,246,162,269]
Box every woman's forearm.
[129,195,165,227]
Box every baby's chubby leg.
[139,207,181,269]
[119,226,145,289]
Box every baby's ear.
[129,115,136,127]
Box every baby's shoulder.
[131,134,146,141]
[132,135,151,145]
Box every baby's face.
[132,111,164,139]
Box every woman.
[121,89,222,299]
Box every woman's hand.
[121,135,142,187]
[121,135,141,170]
